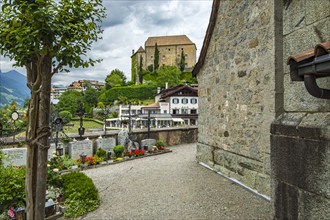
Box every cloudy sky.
[0,0,213,86]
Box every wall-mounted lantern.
[287,42,330,99]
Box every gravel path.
[73,144,271,220]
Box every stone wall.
[271,0,330,218]
[196,0,280,196]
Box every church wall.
[196,0,278,196]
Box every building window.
[172,98,179,104]
[181,109,188,114]
[151,56,153,59]
[164,110,167,114]
[191,109,197,114]
[191,98,197,104]
[182,98,188,104]
[172,109,178,114]
[168,48,171,51]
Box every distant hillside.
[0,70,30,108]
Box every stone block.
[196,143,213,165]
[301,190,330,219]
[283,0,305,35]
[140,139,156,151]
[271,133,330,198]
[306,0,330,24]
[95,137,116,153]
[68,139,93,160]
[2,148,27,166]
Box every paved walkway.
[76,144,271,219]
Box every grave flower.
[124,151,132,158]
[7,207,15,219]
[135,149,145,157]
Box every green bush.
[59,110,72,122]
[61,172,100,218]
[113,145,125,158]
[156,140,165,147]
[96,148,107,160]
[0,166,26,212]
[99,84,157,103]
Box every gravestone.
[141,139,156,151]
[118,130,129,148]
[68,138,93,160]
[2,148,27,166]
[95,137,116,153]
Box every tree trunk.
[25,54,52,220]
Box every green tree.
[105,69,127,89]
[156,66,181,88]
[57,90,83,115]
[179,49,186,72]
[0,1,105,218]
[138,55,144,84]
[83,87,99,115]
[154,43,159,71]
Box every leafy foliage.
[57,90,83,115]
[0,166,26,212]
[61,172,100,218]
[0,0,106,72]
[156,66,181,88]
[99,84,157,103]
[154,43,159,71]
[113,145,125,158]
[96,148,107,160]
[179,49,186,72]
[105,69,127,89]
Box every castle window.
[168,48,171,51]
[182,98,188,104]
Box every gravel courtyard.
[73,143,271,220]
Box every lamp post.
[11,110,19,142]
[53,117,64,156]
[76,103,85,139]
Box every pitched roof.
[145,35,195,47]
[160,85,198,98]
[142,102,160,109]
[192,0,220,76]
[136,46,145,53]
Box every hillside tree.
[156,66,181,88]
[105,69,127,89]
[0,0,105,219]
[138,55,144,84]
[179,49,186,72]
[154,43,159,71]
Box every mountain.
[0,70,30,108]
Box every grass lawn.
[63,120,104,134]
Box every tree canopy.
[57,90,84,115]
[156,66,181,88]
[0,0,106,74]
[0,1,105,218]
[105,69,127,89]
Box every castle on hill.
[131,35,197,84]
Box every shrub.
[59,110,72,122]
[0,166,26,212]
[96,148,107,160]
[155,140,165,147]
[113,145,125,158]
[61,172,100,218]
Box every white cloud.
[0,0,213,86]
